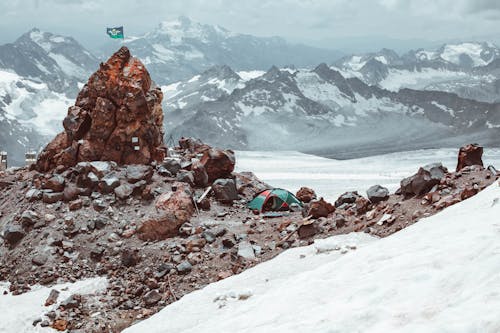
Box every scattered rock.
[114,183,134,200]
[32,253,49,266]
[295,187,316,203]
[176,261,193,274]
[3,224,25,245]
[200,149,235,182]
[237,241,256,260]
[43,175,65,192]
[44,289,60,306]
[212,179,239,203]
[308,198,335,218]
[457,143,483,172]
[69,199,83,211]
[367,185,389,204]
[335,191,360,208]
[126,165,153,184]
[143,290,162,306]
[400,163,447,197]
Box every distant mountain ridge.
[162,63,500,158]
[101,16,344,85]
[333,42,500,103]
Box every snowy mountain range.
[333,42,500,103]
[1,19,500,164]
[100,16,344,85]
[163,63,500,157]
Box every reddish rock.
[68,199,83,211]
[456,144,483,172]
[178,137,210,154]
[355,196,370,215]
[43,175,65,192]
[36,46,165,172]
[200,149,235,183]
[400,163,447,197]
[138,189,195,240]
[296,187,316,203]
[191,161,209,188]
[460,186,479,200]
[307,198,335,218]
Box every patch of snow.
[431,101,455,117]
[0,277,108,333]
[237,70,266,81]
[441,43,490,67]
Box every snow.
[441,43,490,67]
[345,55,367,71]
[0,277,108,333]
[237,70,266,81]
[124,182,500,333]
[235,149,500,203]
[431,101,456,117]
[379,68,469,92]
[48,53,86,79]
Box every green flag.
[106,26,124,39]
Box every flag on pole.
[106,26,124,39]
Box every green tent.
[247,188,303,212]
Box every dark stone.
[3,224,25,245]
[161,158,181,176]
[335,191,360,208]
[143,290,162,306]
[126,165,153,183]
[176,261,192,274]
[212,178,238,203]
[366,185,389,203]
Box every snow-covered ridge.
[125,183,500,333]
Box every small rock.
[143,290,162,306]
[366,185,389,204]
[237,241,256,260]
[32,253,48,266]
[176,261,193,274]
[44,289,60,306]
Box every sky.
[1,0,500,53]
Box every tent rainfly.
[247,188,303,212]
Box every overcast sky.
[1,0,500,53]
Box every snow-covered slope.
[166,63,500,156]
[102,16,343,85]
[124,182,500,333]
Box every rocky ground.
[0,140,498,332]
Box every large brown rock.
[307,198,335,218]
[36,47,165,172]
[137,188,194,241]
[296,187,316,203]
[456,144,484,172]
[200,149,235,183]
[400,163,448,198]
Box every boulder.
[161,158,181,176]
[355,196,370,215]
[43,175,65,192]
[35,47,165,172]
[335,191,360,208]
[296,187,316,203]
[400,163,447,197]
[366,185,389,204]
[456,144,483,172]
[42,192,64,204]
[176,170,195,186]
[98,174,121,193]
[191,161,209,188]
[212,179,239,203]
[307,198,335,218]
[63,184,80,202]
[200,149,235,183]
[126,165,153,184]
[114,183,134,200]
[178,137,209,153]
[3,224,25,245]
[138,189,194,240]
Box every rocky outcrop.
[36,47,165,172]
[456,144,484,172]
[307,198,335,218]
